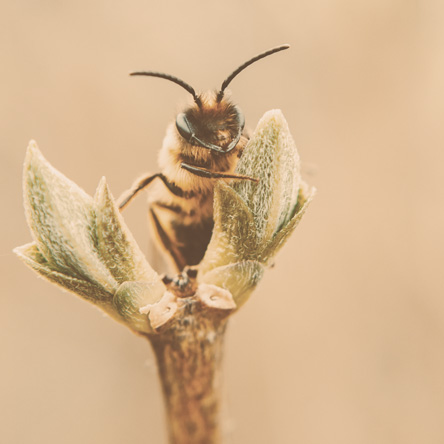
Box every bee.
[118,44,290,272]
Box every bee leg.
[161,274,173,285]
[180,162,259,182]
[117,173,161,210]
[148,208,187,272]
[183,266,198,279]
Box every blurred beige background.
[2,1,444,443]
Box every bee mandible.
[118,44,290,272]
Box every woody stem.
[148,303,228,444]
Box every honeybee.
[118,45,290,272]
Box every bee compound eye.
[176,113,193,142]
[235,106,245,130]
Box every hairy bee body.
[119,45,289,272]
[132,93,248,270]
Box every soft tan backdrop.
[2,1,444,443]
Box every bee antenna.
[217,44,290,102]
[130,71,202,107]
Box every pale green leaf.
[200,260,264,307]
[200,182,257,275]
[23,142,117,293]
[113,281,165,333]
[94,178,162,285]
[14,242,112,303]
[233,110,301,243]
[260,182,315,263]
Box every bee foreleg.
[149,208,187,272]
[117,173,161,210]
[180,162,259,182]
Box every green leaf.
[94,178,162,285]
[113,281,165,333]
[14,242,112,303]
[233,110,301,243]
[23,142,117,293]
[260,182,315,263]
[200,260,264,307]
[200,182,257,275]
[199,111,313,307]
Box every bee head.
[175,93,245,153]
[130,44,289,153]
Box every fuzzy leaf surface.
[200,182,257,275]
[14,242,112,303]
[113,281,165,333]
[23,142,117,293]
[200,260,264,308]
[94,178,163,285]
[233,110,301,243]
